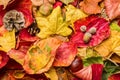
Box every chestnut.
[69,56,83,72]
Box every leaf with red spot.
[53,42,77,67]
[92,64,103,80]
[104,0,120,20]
[0,51,9,69]
[70,16,110,47]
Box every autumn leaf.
[79,0,102,14]
[65,5,88,28]
[23,37,62,74]
[36,6,72,39]
[94,30,120,58]
[60,0,74,5]
[45,68,58,80]
[104,0,120,20]
[0,0,14,9]
[0,30,15,52]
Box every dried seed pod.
[39,3,53,16]
[80,25,86,32]
[83,32,92,43]
[88,27,96,34]
[3,10,25,32]
[28,22,40,36]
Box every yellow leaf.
[45,68,58,80]
[94,30,120,58]
[36,6,72,39]
[65,5,88,28]
[0,30,15,52]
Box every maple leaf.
[36,6,72,39]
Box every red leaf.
[104,0,120,20]
[70,16,110,47]
[53,42,77,66]
[0,51,9,69]
[53,1,63,8]
[19,28,39,42]
[108,73,120,80]
[92,64,103,80]
[73,65,92,80]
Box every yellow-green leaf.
[60,0,73,5]
[0,30,15,52]
[36,6,72,39]
[45,68,58,80]
[65,5,88,28]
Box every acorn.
[39,3,53,16]
[83,32,92,43]
[88,27,96,34]
[80,25,87,32]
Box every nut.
[80,25,87,32]
[88,27,96,34]
[83,32,92,43]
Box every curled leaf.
[36,6,72,38]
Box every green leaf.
[36,6,72,39]
[110,22,120,31]
[102,60,120,80]
[83,56,103,67]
